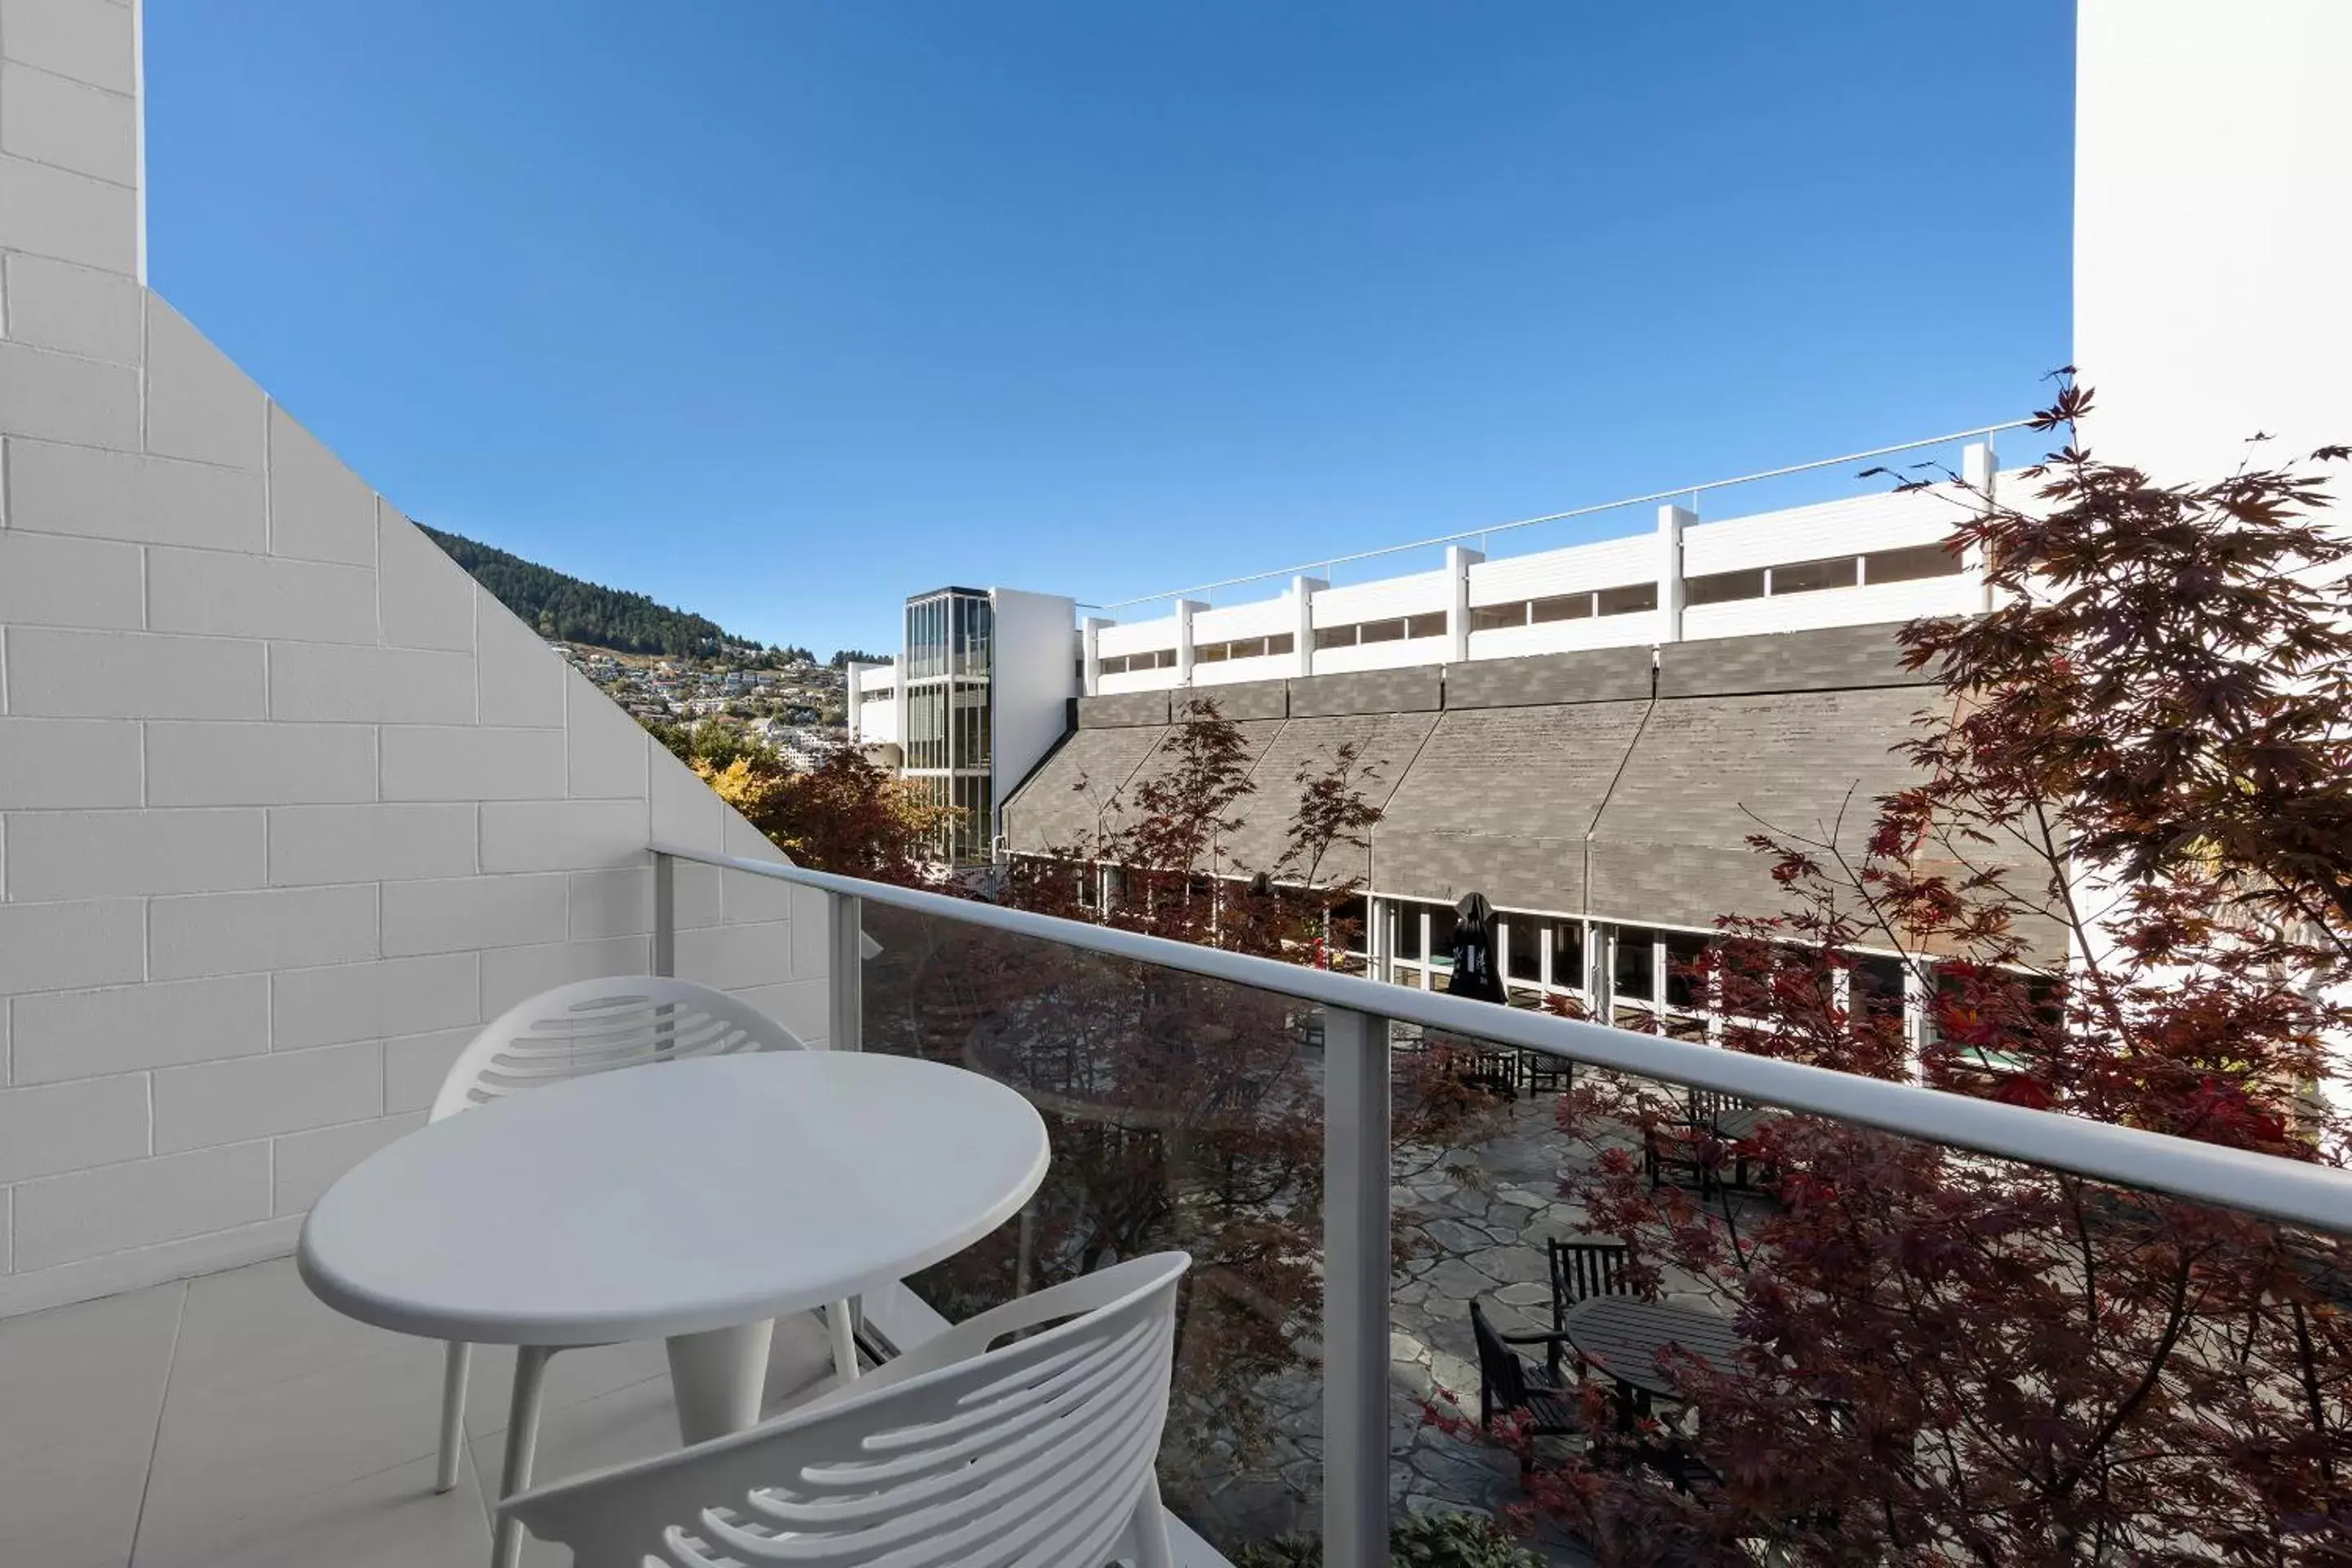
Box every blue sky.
[145,3,2074,657]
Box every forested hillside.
[421,526,760,657]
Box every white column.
[1657,505,1693,642]
[1962,442,1998,612]
[1444,546,1484,665]
[1081,617,1108,697]
[1173,599,1206,687]
[844,662,871,742]
[1293,576,1325,679]
[1904,959,1932,1080]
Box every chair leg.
[827,1297,859,1381]
[1125,1472,1176,1568]
[435,1341,470,1494]
[491,1345,553,1568]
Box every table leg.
[827,1298,859,1383]
[666,1320,774,1445]
[491,1345,551,1568]
[436,1342,470,1494]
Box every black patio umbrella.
[1446,889,1507,1004]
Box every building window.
[1266,632,1295,656]
[1611,926,1658,1001]
[1550,920,1586,991]
[1104,648,1175,672]
[1195,641,1228,664]
[1851,953,1909,1023]
[1357,619,1408,644]
[1863,542,1963,583]
[1331,895,1369,956]
[1597,582,1660,616]
[906,597,946,679]
[1313,625,1356,651]
[952,595,993,675]
[1686,568,1766,606]
[906,685,947,769]
[1426,902,1457,970]
[1506,918,1544,982]
[953,681,990,768]
[1771,555,1859,595]
[1392,903,1423,962]
[950,774,994,863]
[1663,929,1713,1009]
[1470,602,1527,632]
[1405,612,1447,639]
[1530,593,1595,623]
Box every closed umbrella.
[1446,890,1506,1004]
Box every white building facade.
[1087,458,2000,698]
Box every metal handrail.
[652,842,2352,1238]
[1092,418,2035,611]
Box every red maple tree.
[1472,381,2351,1564]
[867,697,1490,1537]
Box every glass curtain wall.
[903,588,996,862]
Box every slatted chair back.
[1688,1087,1752,1131]
[1468,1299,1528,1428]
[431,976,803,1122]
[501,1254,1190,1568]
[1546,1239,1631,1328]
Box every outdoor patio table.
[297,1050,1048,1557]
[1558,1296,1744,1409]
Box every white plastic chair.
[499,1252,1189,1568]
[428,976,858,1497]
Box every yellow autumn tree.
[692,748,948,885]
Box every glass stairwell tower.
[902,588,996,863]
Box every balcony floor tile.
[0,1254,839,1567]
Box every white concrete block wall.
[1307,633,1450,675]
[1307,568,1448,628]
[1462,532,1655,607]
[1463,611,1655,660]
[1678,486,1967,575]
[1188,595,1293,645]
[0,0,819,1316]
[2076,0,2352,480]
[1095,613,1178,661]
[1189,651,1293,689]
[1681,576,1980,640]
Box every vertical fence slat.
[1321,1005,1391,1562]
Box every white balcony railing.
[652,844,2352,1566]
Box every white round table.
[298,1051,1047,1556]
